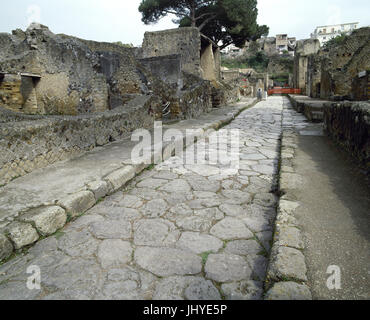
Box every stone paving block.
[176,232,223,254]
[86,180,110,201]
[105,166,136,192]
[134,219,179,247]
[221,280,263,300]
[135,247,202,277]
[184,279,222,300]
[274,225,305,250]
[137,178,168,189]
[153,276,221,300]
[219,204,246,217]
[268,246,308,282]
[265,282,312,300]
[205,253,252,283]
[90,219,132,240]
[280,173,304,192]
[98,239,133,269]
[253,193,278,208]
[20,206,67,236]
[58,191,96,217]
[115,195,144,209]
[225,240,264,256]
[279,200,300,215]
[159,179,192,193]
[0,233,13,262]
[57,229,99,258]
[210,217,254,240]
[141,199,169,218]
[6,222,39,249]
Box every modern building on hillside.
[222,34,297,58]
[276,34,297,55]
[310,22,359,46]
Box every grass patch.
[222,51,270,73]
[200,251,213,266]
[257,249,268,258]
[145,164,155,171]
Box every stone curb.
[0,99,257,264]
[264,129,313,300]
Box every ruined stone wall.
[267,55,294,76]
[0,74,24,112]
[0,24,152,115]
[0,95,154,186]
[179,81,213,118]
[221,70,240,83]
[213,48,221,81]
[320,27,370,100]
[139,55,182,87]
[0,106,45,123]
[142,27,202,78]
[352,71,369,101]
[324,101,370,173]
[201,44,218,82]
[293,39,320,94]
[259,37,277,56]
[307,53,324,98]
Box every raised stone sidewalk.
[264,98,314,300]
[288,94,330,123]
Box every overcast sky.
[1,0,369,46]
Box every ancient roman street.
[0,97,303,299]
[1,96,367,300]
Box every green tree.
[139,0,269,49]
[139,0,217,29]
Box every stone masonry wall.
[142,27,202,78]
[352,71,369,101]
[293,39,320,94]
[319,27,370,100]
[0,74,24,112]
[139,54,182,88]
[0,95,154,186]
[324,101,370,173]
[307,53,323,98]
[0,24,151,115]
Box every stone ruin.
[0,24,238,119]
[293,27,370,101]
[0,24,241,186]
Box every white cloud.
[326,5,342,25]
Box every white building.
[220,44,246,58]
[311,22,359,46]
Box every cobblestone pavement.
[0,97,286,300]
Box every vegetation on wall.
[270,72,289,84]
[222,51,269,72]
[323,33,349,49]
